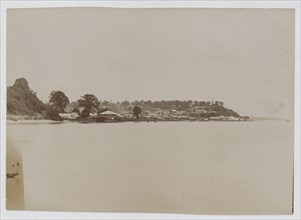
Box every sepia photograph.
[1,2,300,219]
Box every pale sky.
[7,8,295,118]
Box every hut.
[96,110,122,122]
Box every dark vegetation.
[7,77,245,121]
[133,106,142,119]
[77,94,100,118]
[49,91,70,112]
[7,78,46,118]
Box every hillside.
[7,78,47,119]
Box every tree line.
[7,78,239,120]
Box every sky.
[7,8,295,118]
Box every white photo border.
[0,1,300,220]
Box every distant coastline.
[6,118,250,125]
[250,116,290,121]
[7,77,250,123]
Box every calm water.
[7,121,294,214]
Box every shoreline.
[6,116,292,125]
[7,119,64,125]
[6,118,255,125]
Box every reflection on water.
[7,121,294,214]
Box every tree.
[102,100,110,106]
[80,108,90,118]
[45,105,61,121]
[78,94,100,113]
[49,91,70,113]
[7,78,47,116]
[121,100,130,107]
[13,78,29,91]
[98,107,109,113]
[133,105,142,119]
[72,107,80,114]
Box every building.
[96,110,122,122]
[59,112,79,120]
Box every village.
[58,104,249,123]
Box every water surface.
[7,121,294,214]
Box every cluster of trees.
[48,93,142,119]
[48,92,101,119]
[71,94,100,118]
[100,99,224,110]
[48,92,143,119]
[6,77,137,120]
[7,77,241,121]
[7,78,70,120]
[7,78,47,117]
